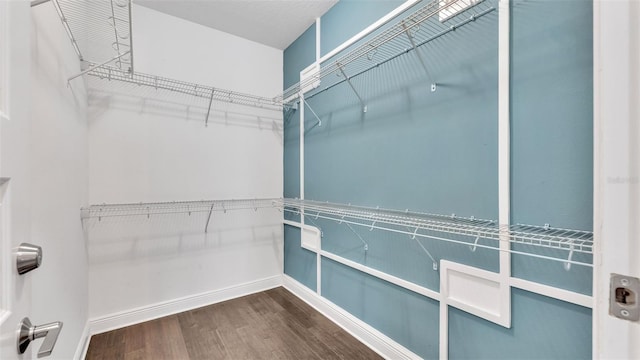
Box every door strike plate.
[610,274,639,322]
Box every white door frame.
[593,0,640,358]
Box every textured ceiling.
[134,0,338,50]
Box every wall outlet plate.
[610,273,639,321]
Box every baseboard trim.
[88,275,282,336]
[283,275,421,360]
[74,322,91,360]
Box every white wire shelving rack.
[55,0,134,72]
[47,0,284,122]
[81,198,280,233]
[276,198,594,269]
[86,64,284,117]
[81,197,594,267]
[279,0,496,108]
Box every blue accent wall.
[510,0,593,295]
[322,258,440,359]
[283,0,593,357]
[449,289,592,359]
[284,23,316,90]
[283,225,317,290]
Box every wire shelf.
[279,0,496,105]
[81,198,280,220]
[276,198,594,267]
[56,0,133,71]
[86,64,284,112]
[82,198,281,233]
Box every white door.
[0,1,33,359]
[593,0,640,358]
[0,2,61,359]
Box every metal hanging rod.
[85,64,284,112]
[279,0,496,105]
[276,198,594,268]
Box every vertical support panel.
[497,0,512,327]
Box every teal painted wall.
[283,0,593,358]
[510,0,593,295]
[283,225,317,290]
[449,289,592,359]
[322,258,440,359]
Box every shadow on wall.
[83,209,283,265]
[86,83,284,140]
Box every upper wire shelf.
[87,64,284,113]
[276,198,594,268]
[56,0,134,71]
[51,0,283,121]
[279,0,496,106]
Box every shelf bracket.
[402,21,436,92]
[406,226,438,271]
[337,64,367,113]
[303,100,322,134]
[414,236,438,271]
[469,235,481,252]
[205,89,215,127]
[204,203,215,233]
[344,222,369,251]
[564,243,575,271]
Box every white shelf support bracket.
[337,64,367,113]
[414,235,438,271]
[204,203,215,233]
[303,99,322,134]
[344,222,369,252]
[205,89,215,127]
[564,243,575,271]
[401,21,436,92]
[469,235,481,252]
[67,51,130,84]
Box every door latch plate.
[610,274,639,321]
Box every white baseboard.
[282,275,422,360]
[74,322,91,360]
[88,275,282,336]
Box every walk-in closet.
[1,0,638,359]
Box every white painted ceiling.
[134,0,339,50]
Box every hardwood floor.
[85,287,382,360]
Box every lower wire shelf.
[276,198,594,269]
[81,198,280,233]
[81,197,593,267]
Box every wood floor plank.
[85,287,383,360]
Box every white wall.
[87,5,283,321]
[28,4,89,359]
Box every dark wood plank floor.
[85,287,382,360]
